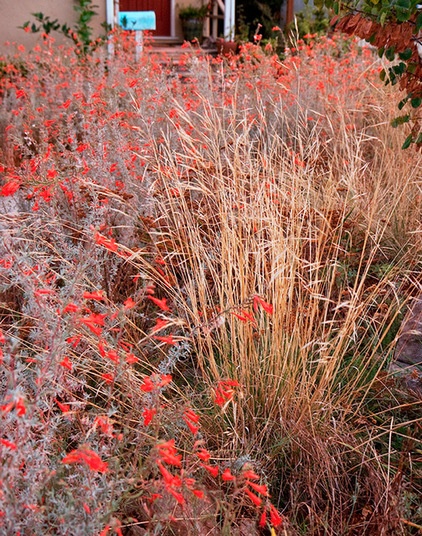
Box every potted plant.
[215,25,239,56]
[216,36,239,56]
[178,4,209,43]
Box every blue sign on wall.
[119,11,156,31]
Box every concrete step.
[147,44,217,67]
[150,37,183,47]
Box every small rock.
[393,293,422,370]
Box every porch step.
[147,44,217,68]
[150,36,183,47]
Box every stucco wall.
[0,0,107,54]
[0,0,218,54]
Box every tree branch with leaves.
[317,0,422,147]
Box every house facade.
[0,0,235,54]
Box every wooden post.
[224,0,235,40]
[118,11,156,61]
[135,30,143,60]
[286,0,294,26]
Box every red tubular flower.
[184,477,196,488]
[62,447,108,473]
[66,335,81,348]
[94,416,113,436]
[142,407,157,426]
[124,297,136,309]
[183,417,199,435]
[140,376,155,392]
[15,398,26,416]
[157,439,182,466]
[0,438,17,450]
[196,448,211,462]
[94,232,118,252]
[200,463,219,478]
[0,180,20,196]
[241,469,260,481]
[269,504,283,527]
[98,341,106,357]
[231,310,256,324]
[159,451,182,466]
[147,296,170,311]
[34,288,56,297]
[83,290,105,301]
[62,303,78,314]
[259,510,267,527]
[59,357,73,371]
[156,460,176,484]
[214,379,239,407]
[253,295,274,315]
[125,352,138,364]
[55,399,70,413]
[101,373,114,384]
[151,318,168,332]
[104,349,119,363]
[168,488,185,505]
[244,487,262,507]
[153,335,175,345]
[184,408,200,423]
[79,313,106,336]
[246,480,269,496]
[158,374,172,387]
[221,468,236,482]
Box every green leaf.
[394,0,412,20]
[398,48,412,60]
[380,11,387,25]
[402,134,413,149]
[395,0,411,9]
[391,114,410,127]
[411,97,422,108]
[398,97,409,110]
[396,8,411,21]
[416,12,422,31]
[392,62,406,75]
[387,67,397,84]
[385,46,395,61]
[407,63,417,74]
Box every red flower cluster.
[62,447,108,473]
[214,379,240,407]
[140,373,172,393]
